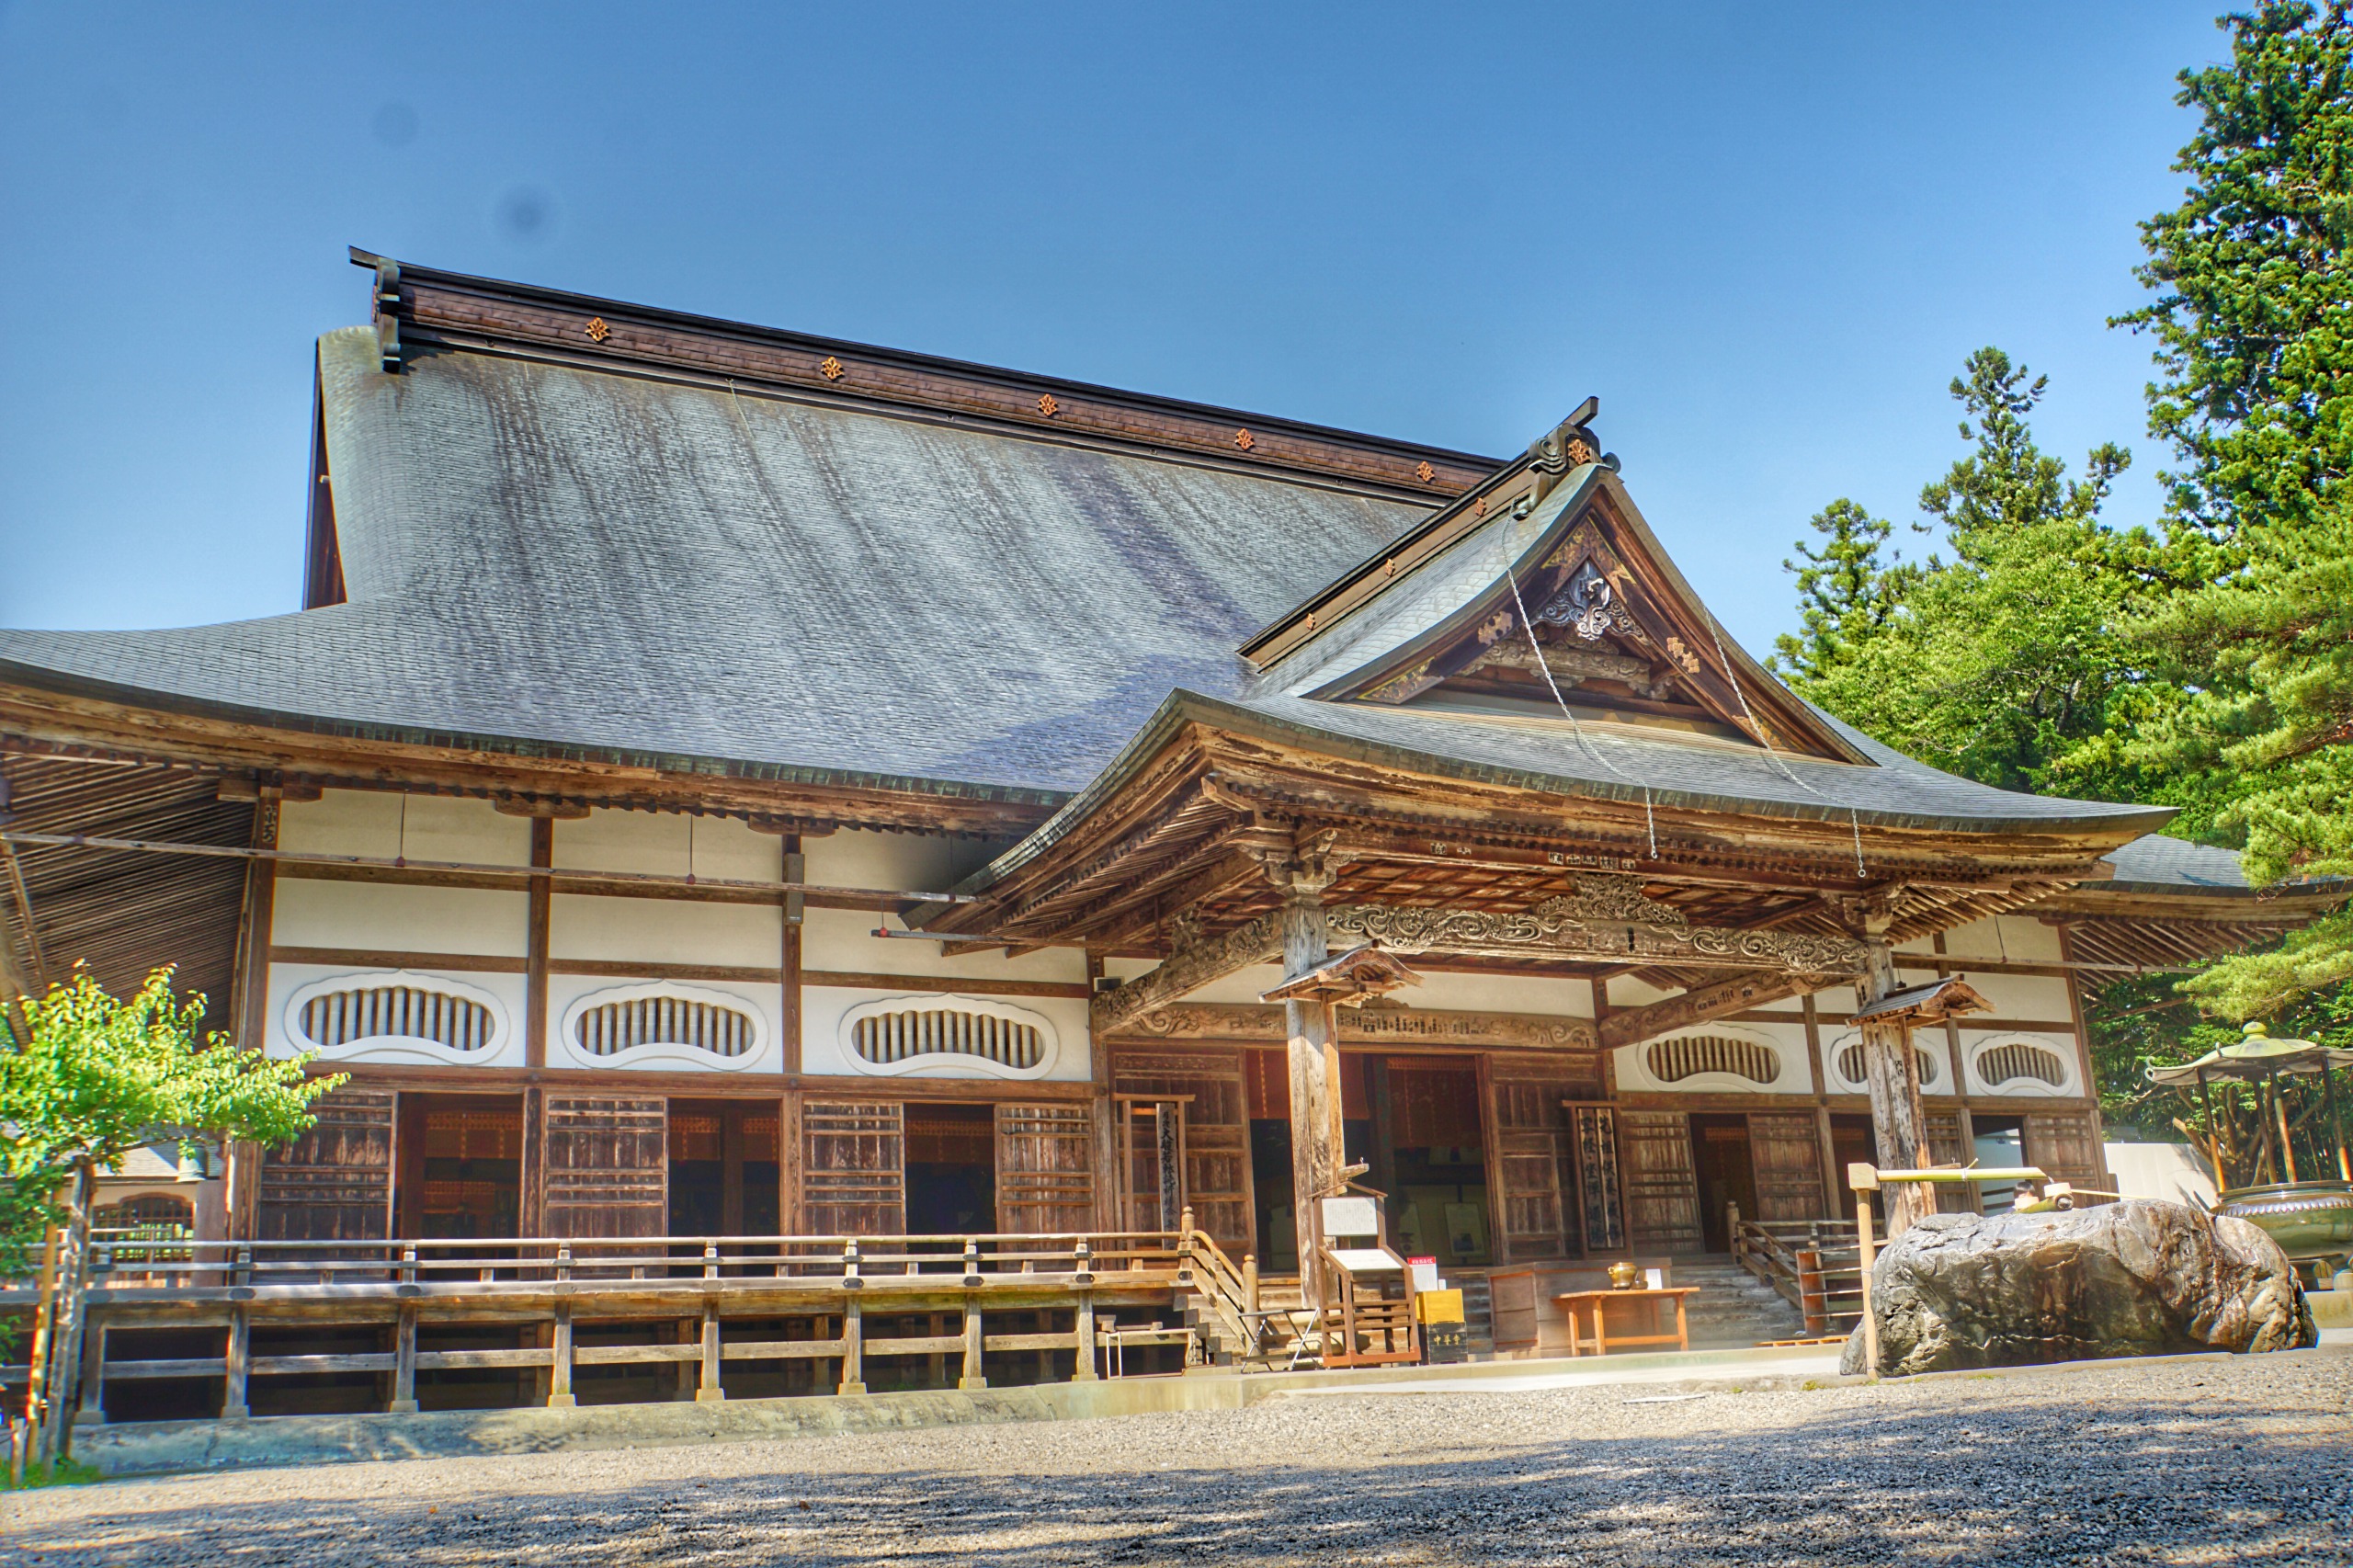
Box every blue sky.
[1,3,2230,657]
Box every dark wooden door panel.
[1568,1103,1627,1253]
[1748,1111,1830,1222]
[996,1103,1096,1233]
[2023,1109,2107,1197]
[258,1087,394,1243]
[1620,1109,1702,1253]
[1112,1050,1252,1253]
[1925,1111,1975,1213]
[1484,1059,1597,1263]
[543,1096,667,1240]
[803,1101,904,1235]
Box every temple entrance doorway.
[393,1093,522,1239]
[904,1102,995,1234]
[1367,1056,1492,1268]
[667,1100,782,1236]
[1688,1113,1759,1253]
[1245,1051,1495,1270]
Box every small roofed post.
[1854,973,1992,1239]
[1262,942,1421,1314]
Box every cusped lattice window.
[1975,1040,2070,1091]
[1645,1034,1781,1086]
[838,995,1058,1079]
[1836,1039,1940,1089]
[285,971,508,1063]
[559,982,767,1072]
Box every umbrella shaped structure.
[2150,1022,2353,1271]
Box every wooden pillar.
[221,795,281,1244]
[697,1302,724,1402]
[73,1312,104,1427]
[781,835,803,1076]
[390,1304,419,1413]
[547,1301,575,1408]
[1802,993,1842,1218]
[525,817,553,1070]
[233,795,279,1057]
[1071,1292,1098,1382]
[960,1297,986,1390]
[721,1102,746,1239]
[1277,867,1339,1312]
[838,1298,865,1394]
[520,1085,546,1239]
[222,1305,251,1420]
[671,1319,697,1401]
[1858,941,1933,1238]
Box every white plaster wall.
[1818,1023,1957,1096]
[544,972,784,1073]
[804,828,957,893]
[1944,915,2063,964]
[549,893,783,969]
[800,907,1086,982]
[264,961,528,1068]
[271,879,529,957]
[279,790,531,866]
[553,809,782,881]
[1956,1029,2082,1097]
[1604,975,1679,1008]
[1614,1018,1815,1096]
[1928,970,2075,1021]
[800,985,1093,1083]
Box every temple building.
[0,252,2332,1413]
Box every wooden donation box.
[1415,1287,1469,1363]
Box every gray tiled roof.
[0,325,2171,846]
[2100,835,2252,891]
[0,329,1427,801]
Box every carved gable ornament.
[1323,494,1861,764]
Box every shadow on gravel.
[4,1392,2347,1566]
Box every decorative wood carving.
[1109,1000,1597,1051]
[1326,901,1864,974]
[1089,911,1283,1034]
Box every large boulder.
[1841,1199,2316,1377]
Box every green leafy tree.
[1781,349,2156,796]
[1,965,341,1275]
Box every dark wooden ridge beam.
[365,250,1497,503]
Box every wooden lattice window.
[852,1007,1045,1071]
[95,1193,195,1265]
[299,983,495,1052]
[1836,1039,1939,1088]
[1645,1034,1780,1085]
[574,995,756,1059]
[1977,1040,2068,1088]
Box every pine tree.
[1770,499,1906,682]
[2110,1,2353,1018]
[1779,349,2151,796]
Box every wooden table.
[1553,1287,1699,1357]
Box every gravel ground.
[4,1352,2348,1566]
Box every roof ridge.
[352,248,1503,501]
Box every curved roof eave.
[949,687,2179,902]
[0,654,1073,812]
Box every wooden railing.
[55,1227,1190,1294]
[10,1226,1211,1424]
[1730,1217,1862,1334]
